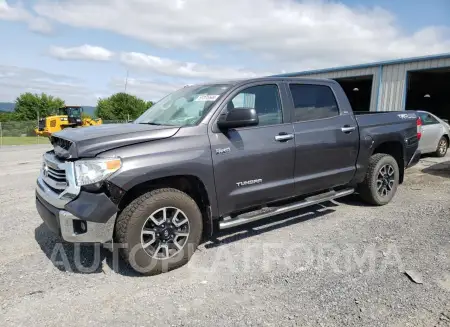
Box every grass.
[0,136,50,146]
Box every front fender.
[103,130,219,218]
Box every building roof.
[273,53,450,77]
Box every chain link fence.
[0,120,127,146]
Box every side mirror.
[217,108,259,129]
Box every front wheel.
[435,136,448,157]
[358,153,399,206]
[115,188,203,275]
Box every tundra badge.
[236,179,263,187]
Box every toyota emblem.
[43,163,49,177]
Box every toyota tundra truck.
[35,77,421,275]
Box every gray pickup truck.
[35,77,421,275]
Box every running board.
[219,188,354,230]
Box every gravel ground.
[0,145,449,327]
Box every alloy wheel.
[438,139,448,155]
[376,164,395,197]
[140,207,190,259]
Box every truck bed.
[355,111,418,129]
[351,110,419,185]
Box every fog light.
[73,220,87,234]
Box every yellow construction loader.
[35,106,102,137]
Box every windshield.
[135,84,231,126]
[59,107,82,118]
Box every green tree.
[14,92,65,120]
[95,93,151,120]
[0,111,16,122]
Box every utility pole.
[37,110,39,144]
[124,70,129,123]
[124,70,129,93]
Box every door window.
[289,84,339,122]
[226,84,282,126]
[418,112,439,125]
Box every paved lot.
[0,145,449,327]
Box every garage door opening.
[334,75,373,112]
[405,68,450,121]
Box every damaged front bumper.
[35,152,119,243]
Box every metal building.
[277,53,450,120]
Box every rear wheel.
[435,136,448,157]
[358,153,399,206]
[115,188,203,275]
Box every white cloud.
[49,45,114,61]
[0,65,182,105]
[0,1,51,34]
[3,0,450,106]
[109,77,183,101]
[34,0,450,69]
[120,52,270,80]
[0,65,98,105]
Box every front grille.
[42,154,68,193]
[38,118,45,131]
[51,136,73,150]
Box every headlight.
[60,117,68,121]
[74,158,122,186]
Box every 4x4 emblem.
[216,147,231,155]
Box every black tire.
[435,136,448,157]
[358,153,399,206]
[115,188,203,275]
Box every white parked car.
[416,111,449,157]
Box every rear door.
[209,82,296,216]
[418,112,442,152]
[286,82,359,195]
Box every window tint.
[227,84,282,126]
[289,84,339,122]
[418,112,439,125]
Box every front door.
[287,83,360,195]
[209,83,296,216]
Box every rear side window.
[289,84,339,122]
[418,112,439,125]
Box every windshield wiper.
[138,122,178,126]
[138,122,164,125]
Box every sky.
[0,0,449,105]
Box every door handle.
[341,126,356,133]
[275,133,294,142]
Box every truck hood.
[51,123,180,159]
